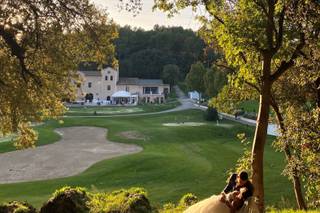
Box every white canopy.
[111,91,132,98]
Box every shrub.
[88,187,152,213]
[178,193,198,207]
[0,201,37,213]
[205,107,219,121]
[160,193,198,213]
[40,186,90,213]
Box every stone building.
[76,64,170,105]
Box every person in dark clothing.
[222,173,238,194]
[220,171,254,213]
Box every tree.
[115,26,205,79]
[185,62,206,96]
[152,0,320,211]
[203,66,228,98]
[161,64,181,88]
[0,0,118,149]
[211,63,320,209]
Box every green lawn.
[65,100,180,116]
[238,100,259,113]
[0,110,294,209]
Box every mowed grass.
[65,100,180,116]
[0,110,294,209]
[239,100,259,113]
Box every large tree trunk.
[251,56,272,213]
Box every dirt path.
[0,126,142,183]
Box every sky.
[91,0,203,31]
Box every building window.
[107,85,111,90]
[143,87,159,94]
[105,76,108,80]
[125,86,129,92]
[88,82,92,88]
[110,76,113,81]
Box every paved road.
[0,127,142,183]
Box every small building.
[188,91,200,100]
[76,63,170,105]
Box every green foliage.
[160,193,198,213]
[40,186,90,213]
[178,193,198,207]
[88,187,151,213]
[0,201,36,213]
[115,26,208,79]
[275,108,320,208]
[203,66,228,98]
[185,62,207,94]
[233,133,252,174]
[177,82,188,95]
[0,0,118,149]
[162,64,181,86]
[204,107,219,121]
[209,83,258,114]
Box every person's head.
[237,171,249,186]
[228,173,237,183]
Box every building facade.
[76,66,170,105]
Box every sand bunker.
[0,126,142,183]
[117,131,148,141]
[162,122,206,127]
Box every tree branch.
[274,7,285,52]
[203,0,225,25]
[271,33,306,82]
[0,25,41,85]
[244,80,261,93]
[253,0,268,16]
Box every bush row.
[1,187,319,213]
[0,187,195,213]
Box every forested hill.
[115,25,207,79]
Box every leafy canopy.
[0,0,118,148]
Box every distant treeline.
[115,25,218,79]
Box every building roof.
[118,78,166,86]
[80,71,101,76]
[111,91,132,97]
[138,79,165,86]
[117,78,140,85]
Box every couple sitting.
[184,171,254,213]
[220,171,254,213]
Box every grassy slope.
[0,110,293,208]
[238,100,259,113]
